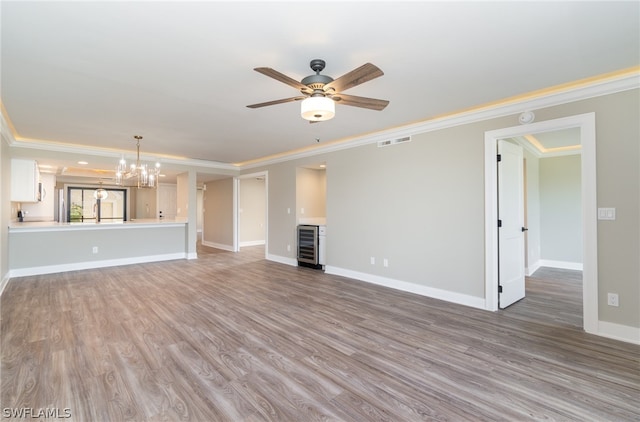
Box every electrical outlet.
[370,257,375,265]
[607,293,619,307]
[287,244,291,252]
[383,258,389,267]
[92,246,98,254]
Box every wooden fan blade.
[324,63,384,93]
[332,94,389,111]
[247,96,307,109]
[254,67,312,93]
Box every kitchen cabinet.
[11,159,40,203]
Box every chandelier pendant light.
[115,135,160,188]
[93,180,108,200]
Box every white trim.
[484,112,598,335]
[240,72,638,170]
[239,240,265,247]
[8,253,187,277]
[186,252,198,260]
[597,321,640,345]
[9,137,237,172]
[538,259,583,271]
[525,260,541,277]
[233,177,239,252]
[266,253,297,267]
[0,273,10,297]
[324,266,486,310]
[201,240,234,252]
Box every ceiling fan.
[247,59,389,122]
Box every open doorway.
[484,113,598,334]
[235,171,268,256]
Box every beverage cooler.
[297,224,326,270]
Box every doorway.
[234,171,268,256]
[484,113,598,334]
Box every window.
[68,187,127,222]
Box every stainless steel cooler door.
[297,225,318,264]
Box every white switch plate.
[598,208,616,220]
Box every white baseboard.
[186,252,198,260]
[240,240,266,247]
[8,253,187,278]
[266,253,297,267]
[539,259,583,271]
[525,260,541,276]
[0,272,10,297]
[597,320,640,345]
[201,240,234,252]
[324,266,486,310]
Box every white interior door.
[498,140,525,308]
[158,184,177,219]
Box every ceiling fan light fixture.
[301,96,335,122]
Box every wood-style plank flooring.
[2,246,639,421]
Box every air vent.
[377,136,411,148]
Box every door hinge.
[497,154,502,162]
[498,219,502,227]
[498,285,503,293]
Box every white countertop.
[298,217,326,226]
[9,218,188,232]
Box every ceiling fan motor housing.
[301,59,334,93]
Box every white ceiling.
[2,1,639,171]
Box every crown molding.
[7,137,238,172]
[4,69,638,173]
[238,68,639,170]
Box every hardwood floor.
[2,247,638,421]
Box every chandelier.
[115,135,160,188]
[94,181,108,200]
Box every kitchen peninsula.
[8,218,189,277]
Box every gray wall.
[246,89,639,329]
[540,155,582,264]
[296,167,326,220]
[9,224,186,272]
[535,90,638,326]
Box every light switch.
[598,208,616,221]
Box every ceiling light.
[78,161,88,165]
[115,135,160,188]
[301,96,335,122]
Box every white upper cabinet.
[11,159,41,203]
